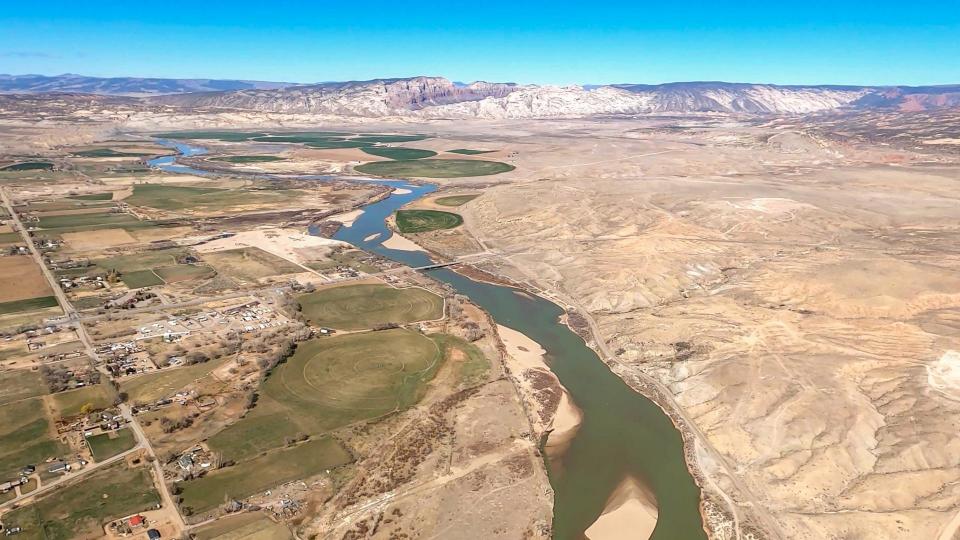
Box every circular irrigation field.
[297,283,444,331]
[395,209,463,233]
[354,158,514,178]
[267,328,441,418]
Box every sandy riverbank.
[498,324,582,443]
[381,231,426,252]
[331,208,364,227]
[585,476,659,540]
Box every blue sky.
[1,1,958,85]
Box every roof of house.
[147,529,161,539]
[129,515,144,526]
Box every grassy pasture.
[122,358,227,403]
[0,398,68,480]
[354,135,428,143]
[125,183,295,213]
[72,148,154,158]
[355,158,514,178]
[432,334,491,387]
[0,369,48,406]
[50,383,117,419]
[68,192,113,201]
[94,248,187,273]
[203,247,301,284]
[396,209,463,233]
[153,130,267,141]
[0,463,160,540]
[178,438,351,512]
[86,428,137,461]
[211,155,287,163]
[433,194,479,206]
[0,296,59,315]
[250,134,354,144]
[360,147,437,160]
[154,264,216,283]
[35,211,138,230]
[1,162,54,171]
[209,329,442,460]
[192,511,292,540]
[297,283,443,331]
[121,269,164,288]
[0,231,22,244]
[304,140,373,149]
[447,148,495,155]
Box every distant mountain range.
[3,74,959,118]
[0,74,295,96]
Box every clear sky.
[1,0,958,86]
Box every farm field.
[0,463,160,540]
[179,437,351,512]
[208,329,443,460]
[202,247,301,283]
[1,162,54,171]
[35,211,140,230]
[94,248,188,273]
[50,383,116,419]
[72,148,155,158]
[0,256,53,306]
[192,511,292,540]
[0,231,22,243]
[121,357,228,403]
[395,209,463,233]
[86,428,137,461]
[297,283,444,330]
[0,296,59,315]
[153,130,268,141]
[121,269,164,288]
[433,194,479,206]
[68,192,113,201]
[355,158,514,178]
[360,147,437,160]
[123,183,294,213]
[0,398,68,480]
[0,369,48,405]
[447,148,495,155]
[154,264,216,283]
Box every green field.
[72,148,154,158]
[179,438,351,512]
[0,231,22,244]
[0,369,48,406]
[50,384,116,419]
[153,130,268,141]
[154,264,216,283]
[0,296,59,315]
[395,209,463,233]
[94,248,187,273]
[353,134,428,143]
[251,133,356,144]
[121,269,164,288]
[35,212,139,230]
[355,158,514,178]
[193,511,292,540]
[433,194,479,206]
[432,334,491,387]
[68,192,113,201]
[0,398,68,480]
[203,247,302,284]
[297,283,444,330]
[1,162,54,171]
[121,358,227,403]
[86,429,137,461]
[303,140,373,149]
[209,329,442,460]
[0,463,160,540]
[360,147,437,160]
[124,183,292,213]
[211,155,287,163]
[447,148,496,155]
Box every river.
[149,141,707,540]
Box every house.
[147,529,161,540]
[128,515,145,528]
